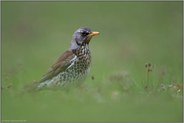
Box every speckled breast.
[58,45,91,86]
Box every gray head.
[70,27,99,50]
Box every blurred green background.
[2,1,183,122]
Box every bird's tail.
[24,80,42,92]
[24,79,51,92]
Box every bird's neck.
[70,41,88,50]
[71,45,90,57]
[70,41,78,50]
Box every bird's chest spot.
[75,46,91,69]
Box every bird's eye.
[81,31,89,36]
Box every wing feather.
[39,50,76,82]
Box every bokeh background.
[2,1,183,122]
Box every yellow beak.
[88,31,100,37]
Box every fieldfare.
[31,27,99,90]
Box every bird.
[28,27,99,91]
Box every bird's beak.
[88,31,100,37]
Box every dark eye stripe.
[81,31,90,36]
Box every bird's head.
[70,27,99,49]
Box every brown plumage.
[40,50,75,82]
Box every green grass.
[2,1,183,122]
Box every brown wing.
[39,50,76,82]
